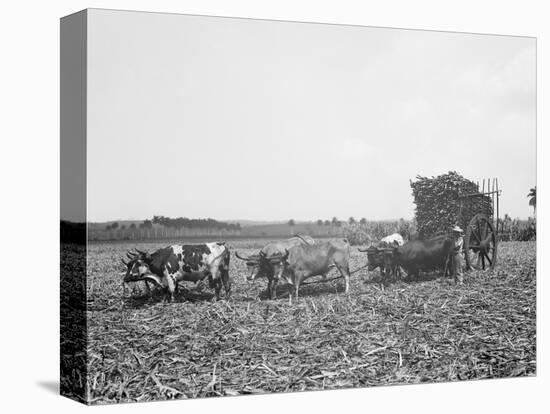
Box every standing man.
[451,225,464,284]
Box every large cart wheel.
[464,213,497,270]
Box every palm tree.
[324,220,331,236]
[316,219,323,236]
[348,217,356,225]
[128,223,137,240]
[528,187,536,217]
[360,217,367,227]
[331,217,338,236]
[288,219,295,236]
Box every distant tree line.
[286,217,347,237]
[336,214,535,245]
[92,216,242,241]
[151,215,241,231]
[286,216,412,241]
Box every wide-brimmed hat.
[452,225,463,233]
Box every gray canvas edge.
[85,7,536,39]
[60,9,88,405]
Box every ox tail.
[207,248,230,280]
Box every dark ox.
[358,245,386,275]
[389,235,454,279]
[243,239,351,299]
[235,235,314,283]
[122,242,230,301]
[358,235,403,277]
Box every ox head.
[235,251,263,281]
[235,250,290,282]
[259,250,290,282]
[359,245,383,271]
[121,249,151,283]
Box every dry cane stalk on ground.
[61,239,535,404]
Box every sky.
[86,9,536,223]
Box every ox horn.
[358,243,375,252]
[267,249,289,261]
[134,248,148,255]
[121,258,128,266]
[235,251,259,262]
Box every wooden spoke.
[483,252,493,266]
[465,213,498,271]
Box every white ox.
[380,233,404,246]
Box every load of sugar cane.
[410,171,492,239]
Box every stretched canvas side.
[60,9,88,404]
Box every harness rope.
[298,262,370,286]
[349,262,371,274]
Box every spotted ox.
[180,242,231,299]
[122,242,230,301]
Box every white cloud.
[87,11,535,221]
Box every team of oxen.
[122,233,455,302]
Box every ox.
[380,233,405,247]
[122,242,230,301]
[235,235,314,282]
[249,239,351,299]
[389,235,454,279]
[358,233,405,277]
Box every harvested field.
[81,240,536,404]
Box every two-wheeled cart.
[457,178,501,270]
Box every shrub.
[342,219,415,245]
[343,224,372,246]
